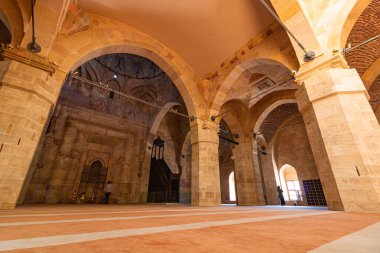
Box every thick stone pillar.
[190,119,221,206]
[296,56,380,212]
[0,51,64,209]
[232,140,264,205]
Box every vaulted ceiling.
[77,0,276,77]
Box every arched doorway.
[219,119,237,204]
[279,165,301,203]
[79,160,108,203]
[229,172,236,202]
[21,53,190,205]
[253,103,327,207]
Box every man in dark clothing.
[277,186,286,206]
[104,181,113,204]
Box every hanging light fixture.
[27,0,41,53]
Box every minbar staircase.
[148,158,180,203]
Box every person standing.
[104,181,113,204]
[277,186,286,206]
[80,192,85,204]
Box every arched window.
[78,160,108,203]
[279,165,302,201]
[229,172,236,201]
[85,160,107,184]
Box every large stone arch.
[209,58,296,115]
[246,89,297,134]
[49,18,201,117]
[251,98,299,204]
[343,0,380,89]
[252,99,298,173]
[336,0,373,49]
[253,99,297,134]
[362,58,380,90]
[268,0,322,62]
[0,0,25,46]
[218,100,261,205]
[143,101,182,165]
[219,99,248,141]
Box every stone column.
[0,50,65,209]
[232,140,264,205]
[296,56,380,212]
[190,119,221,206]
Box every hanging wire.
[164,128,191,143]
[344,34,380,54]
[258,0,315,61]
[27,0,41,53]
[95,58,165,80]
[70,73,193,120]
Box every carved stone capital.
[295,53,349,85]
[190,118,219,145]
[1,46,64,77]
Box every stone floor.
[0,204,379,252]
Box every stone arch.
[79,159,108,203]
[343,0,380,92]
[87,160,106,177]
[336,0,373,49]
[247,90,297,134]
[219,99,248,141]
[362,58,380,90]
[268,0,322,62]
[209,58,296,115]
[249,98,298,204]
[278,164,299,201]
[149,102,182,138]
[268,109,322,206]
[145,102,182,159]
[49,22,201,117]
[87,158,106,169]
[253,99,297,134]
[0,0,26,46]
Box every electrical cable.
[95,58,165,80]
[258,0,315,61]
[70,74,193,120]
[344,34,380,54]
[27,0,41,53]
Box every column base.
[0,202,16,210]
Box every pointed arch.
[209,58,296,115]
[49,16,201,117]
[337,0,373,49]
